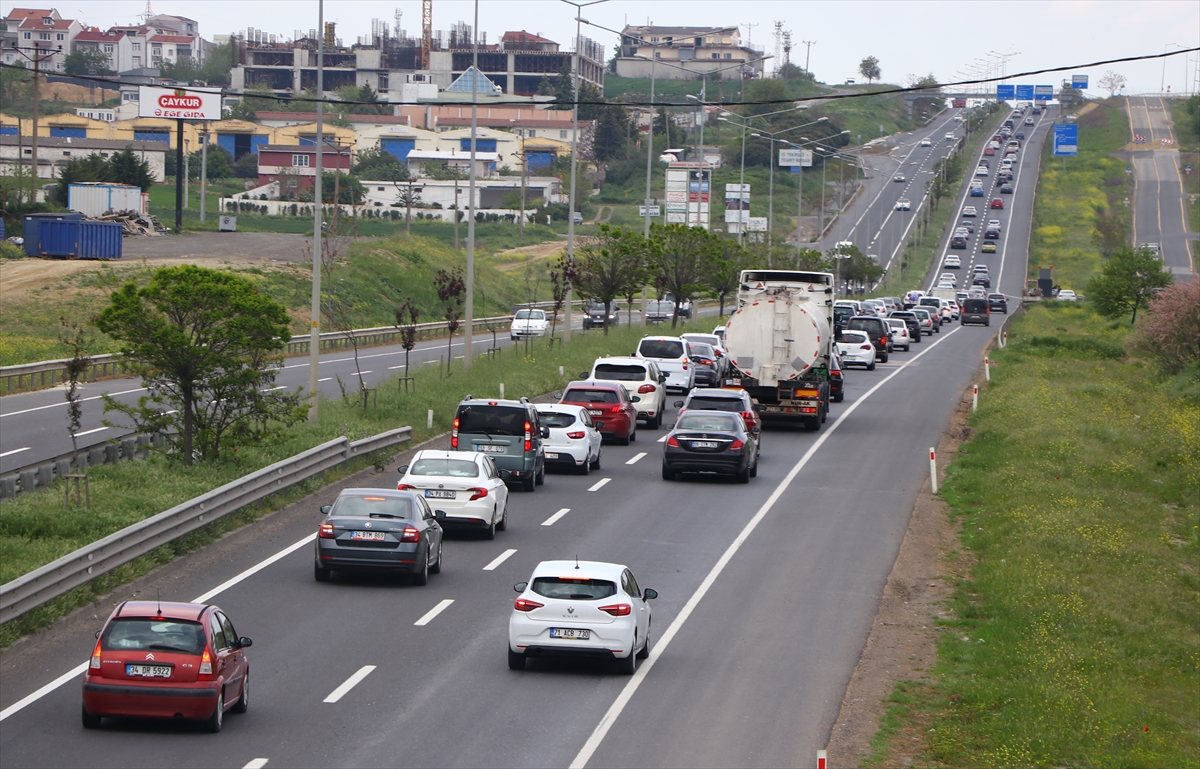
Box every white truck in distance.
[722,270,836,430]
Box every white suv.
[633,336,696,394]
[585,356,668,429]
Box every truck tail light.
[599,603,632,617]
[468,487,488,501]
[524,421,532,452]
[319,522,336,539]
[399,526,420,543]
[451,417,459,449]
[514,598,543,612]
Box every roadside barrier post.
[929,448,938,494]
[559,366,564,376]
[984,356,991,381]
[427,409,433,430]
[499,383,505,399]
[972,384,979,412]
[817,749,827,769]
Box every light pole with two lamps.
[716,104,808,245]
[750,117,828,254]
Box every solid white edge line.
[625,452,647,465]
[542,508,571,526]
[587,478,611,492]
[0,447,31,458]
[1,387,147,419]
[568,326,963,769]
[322,665,376,703]
[482,549,518,571]
[242,760,270,769]
[414,598,455,626]
[0,533,317,722]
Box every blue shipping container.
[77,222,123,260]
[21,215,122,259]
[22,213,82,256]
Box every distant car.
[945,132,956,140]
[644,299,673,323]
[572,212,584,224]
[889,311,923,343]
[919,138,932,147]
[582,298,619,330]
[894,198,911,211]
[962,206,978,217]
[936,282,955,290]
[911,307,940,334]
[836,329,877,370]
[685,342,721,388]
[315,488,444,584]
[662,293,693,318]
[681,332,728,379]
[981,242,997,253]
[82,601,252,732]
[1015,132,1025,140]
[845,315,892,361]
[975,166,989,176]
[662,410,759,483]
[939,272,958,286]
[983,147,996,156]
[983,228,1000,240]
[885,318,912,351]
[635,335,695,392]
[990,198,1004,209]
[1056,289,1078,302]
[972,273,991,288]
[1025,117,1035,126]
[950,235,968,249]
[508,560,657,674]
[894,174,907,183]
[959,221,974,233]
[987,293,1008,314]
[970,187,985,197]
[986,220,1002,230]
[398,450,510,535]
[943,254,962,269]
[510,308,549,340]
[558,381,638,445]
[828,352,845,403]
[535,404,603,475]
[1000,183,1014,194]
[960,297,990,326]
[673,387,761,440]
[1140,243,1162,258]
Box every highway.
[0,102,1051,768]
[1125,95,1196,279]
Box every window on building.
[711,53,719,58]
[101,153,109,157]
[62,150,71,156]
[654,51,660,59]
[104,44,113,53]
[133,42,140,51]
[133,56,141,66]
[528,129,535,138]
[560,130,567,139]
[23,32,31,39]
[378,74,388,90]
[292,154,311,167]
[57,33,64,40]
[40,32,50,40]
[725,53,732,59]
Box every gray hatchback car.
[451,396,548,491]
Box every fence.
[0,426,412,624]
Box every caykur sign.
[138,86,222,120]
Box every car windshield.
[638,339,685,358]
[409,458,479,477]
[563,388,620,404]
[456,405,528,435]
[593,364,648,382]
[531,577,617,600]
[676,413,740,432]
[684,396,743,412]
[102,618,207,654]
[514,310,544,320]
[539,411,578,428]
[332,495,412,518]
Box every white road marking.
[414,599,455,626]
[482,549,518,571]
[542,508,571,526]
[358,371,373,375]
[323,665,376,703]
[1,387,146,419]
[388,364,408,370]
[0,533,317,722]
[261,386,288,392]
[73,426,109,437]
[657,436,668,443]
[317,377,332,382]
[569,327,964,769]
[243,760,270,769]
[0,447,31,458]
[587,478,611,492]
[625,452,647,465]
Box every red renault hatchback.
[82,601,251,732]
[558,381,638,445]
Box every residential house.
[2,8,82,73]
[615,25,765,80]
[256,143,352,191]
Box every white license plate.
[549,628,591,640]
[349,531,386,541]
[425,489,456,499]
[126,664,172,678]
[588,409,603,416]
[691,441,719,449]
[544,452,559,459]
[477,444,506,454]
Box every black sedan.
[662,410,759,483]
[988,293,1008,313]
[315,488,444,585]
[1000,183,1015,194]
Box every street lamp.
[780,131,849,259]
[750,117,828,254]
[1162,43,1186,93]
[718,103,807,245]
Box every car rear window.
[531,577,617,600]
[919,298,940,307]
[638,339,685,358]
[676,413,739,432]
[840,331,869,344]
[409,458,479,477]
[593,363,647,382]
[332,495,413,518]
[688,343,715,357]
[684,396,743,412]
[102,618,206,654]
[962,299,989,312]
[456,405,528,435]
[539,411,578,428]
[563,388,619,404]
[682,335,720,348]
[846,318,883,333]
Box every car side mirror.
[579,372,589,379]
[541,427,550,439]
[396,465,408,475]
[238,637,253,648]
[643,588,658,600]
[631,395,641,403]
[514,581,528,593]
[320,504,332,515]
[435,510,447,521]
[552,391,563,400]
[658,374,667,383]
[594,421,605,429]
[673,400,684,408]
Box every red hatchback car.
[82,601,251,732]
[990,197,1004,209]
[559,381,638,445]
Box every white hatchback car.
[508,560,657,674]
[397,450,510,538]
[836,330,877,370]
[885,318,912,351]
[586,356,667,428]
[962,206,978,217]
[919,138,932,147]
[510,309,548,340]
[634,336,695,393]
[535,404,602,475]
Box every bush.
[1126,280,1200,374]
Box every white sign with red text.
[138,86,222,120]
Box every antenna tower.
[421,0,433,69]
[141,1,153,23]
[773,22,783,77]
[782,29,793,69]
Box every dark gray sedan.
[662,410,759,484]
[315,488,444,585]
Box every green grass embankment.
[0,323,668,646]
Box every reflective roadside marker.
[427,409,434,430]
[499,383,505,399]
[818,750,827,769]
[930,447,938,494]
[973,384,979,412]
[984,356,991,382]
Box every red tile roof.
[17,16,75,30]
[74,27,120,42]
[149,34,196,44]
[501,30,555,45]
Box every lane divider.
[483,549,518,571]
[414,599,454,627]
[625,453,647,465]
[323,665,376,704]
[242,760,269,769]
[587,478,611,492]
[0,447,31,458]
[542,508,571,526]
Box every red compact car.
[990,197,1004,209]
[558,380,638,445]
[82,601,252,732]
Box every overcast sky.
[78,0,1199,95]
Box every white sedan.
[510,308,548,340]
[397,450,510,538]
[894,198,911,211]
[962,206,978,217]
[919,138,932,147]
[1056,289,1078,302]
[943,254,962,269]
[508,560,658,674]
[939,272,958,286]
[535,403,602,475]
[836,330,876,371]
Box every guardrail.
[0,426,412,624]
[0,429,154,501]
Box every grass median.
[0,323,668,646]
[867,302,1200,767]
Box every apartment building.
[615,25,765,80]
[2,8,82,73]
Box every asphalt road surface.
[0,105,1049,769]
[1125,95,1196,279]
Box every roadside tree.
[574,224,647,334]
[650,224,718,328]
[1085,245,1173,323]
[1098,71,1127,98]
[1125,280,1200,374]
[858,56,881,84]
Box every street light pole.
[464,0,480,370]
[643,48,657,238]
[308,0,325,422]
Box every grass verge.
[0,324,664,647]
[865,302,1200,767]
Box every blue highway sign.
[1053,124,1079,156]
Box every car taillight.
[741,411,756,424]
[524,420,532,452]
[599,603,632,617]
[90,638,102,669]
[451,417,459,449]
[637,384,656,394]
[468,487,488,501]
[666,436,680,447]
[729,439,745,450]
[567,431,586,439]
[399,526,420,543]
[682,357,689,370]
[861,344,873,351]
[397,483,415,491]
[698,358,714,366]
[198,648,213,680]
[514,598,543,612]
[319,522,336,539]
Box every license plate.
[550,628,591,640]
[349,531,386,541]
[588,409,603,416]
[477,444,506,454]
[691,441,719,449]
[126,664,172,678]
[544,452,559,459]
[425,489,456,499]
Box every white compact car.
[943,254,962,269]
[919,138,932,147]
[895,198,911,211]
[510,308,548,340]
[836,330,877,371]
[397,450,510,538]
[535,404,602,475]
[508,560,658,674]
[585,356,668,428]
[885,318,912,351]
[634,336,696,393]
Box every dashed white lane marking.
[483,549,518,571]
[388,364,408,370]
[243,759,270,769]
[1,387,147,419]
[625,452,647,465]
[414,599,455,626]
[542,508,571,526]
[587,478,611,492]
[73,426,109,437]
[317,377,333,382]
[261,386,288,392]
[323,665,376,703]
[657,436,668,443]
[0,447,31,458]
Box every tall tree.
[1085,245,1173,323]
[106,147,155,191]
[96,265,303,465]
[352,144,410,181]
[704,238,759,316]
[1098,71,1127,98]
[858,56,881,84]
[552,60,574,110]
[63,48,113,76]
[574,224,647,334]
[650,224,718,328]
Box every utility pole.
[464,0,480,371]
[308,0,325,423]
[199,124,209,222]
[801,40,815,73]
[16,47,54,204]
